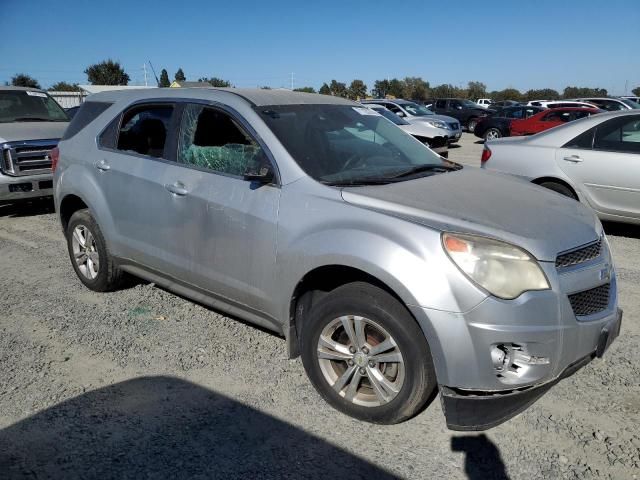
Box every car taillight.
[481,146,492,164]
[50,146,59,172]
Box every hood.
[410,114,459,125]
[400,122,446,137]
[0,122,68,143]
[341,167,600,261]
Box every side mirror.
[244,164,274,184]
[396,111,406,117]
[456,105,463,110]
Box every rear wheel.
[538,181,578,200]
[483,128,502,140]
[66,209,124,291]
[300,282,436,424]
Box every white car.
[365,104,449,156]
[527,100,597,109]
[573,97,640,111]
[475,98,494,109]
[481,110,640,225]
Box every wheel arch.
[531,176,580,200]
[59,194,88,232]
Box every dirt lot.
[1,133,638,479]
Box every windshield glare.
[370,107,409,125]
[257,104,451,184]
[400,102,434,116]
[0,90,69,123]
[620,98,640,109]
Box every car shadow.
[451,434,510,480]
[603,220,640,240]
[0,376,398,480]
[0,197,54,218]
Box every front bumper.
[441,308,622,431]
[0,172,53,201]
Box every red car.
[510,107,601,136]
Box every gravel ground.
[0,134,638,479]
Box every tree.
[430,84,460,98]
[198,77,232,87]
[467,81,487,100]
[388,78,405,98]
[402,77,430,101]
[48,81,81,91]
[11,73,40,89]
[158,69,170,87]
[562,86,607,98]
[347,79,367,100]
[372,79,391,98]
[174,68,186,82]
[329,79,348,97]
[489,88,522,102]
[524,88,560,101]
[633,86,640,96]
[84,60,129,85]
[319,83,331,95]
[294,86,316,93]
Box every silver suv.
[54,88,621,430]
[0,87,69,202]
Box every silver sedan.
[481,110,640,225]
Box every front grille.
[568,283,610,316]
[556,239,602,268]
[1,139,58,176]
[448,122,459,130]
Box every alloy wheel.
[485,128,502,140]
[317,315,405,407]
[71,225,99,279]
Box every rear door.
[556,115,640,219]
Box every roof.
[0,86,45,93]
[79,85,157,94]
[86,87,358,107]
[170,81,212,88]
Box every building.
[170,81,212,88]
[49,85,158,109]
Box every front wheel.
[300,282,437,424]
[467,117,478,133]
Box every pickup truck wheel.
[538,181,578,200]
[467,117,478,133]
[66,209,124,291]
[300,282,436,424]
[484,128,502,140]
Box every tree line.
[7,60,640,100]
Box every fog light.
[491,345,510,372]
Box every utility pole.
[143,63,148,87]
[290,72,294,90]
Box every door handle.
[165,182,188,196]
[563,155,583,163]
[95,159,110,171]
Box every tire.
[66,208,124,291]
[300,282,437,424]
[538,181,578,200]
[467,117,478,133]
[483,128,502,140]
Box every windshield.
[620,98,640,109]
[257,104,458,185]
[399,102,434,116]
[0,90,69,123]
[369,107,409,125]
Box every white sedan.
[481,110,640,225]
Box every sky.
[1,0,639,94]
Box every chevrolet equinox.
[53,89,622,430]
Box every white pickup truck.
[0,86,69,202]
[475,98,494,109]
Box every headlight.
[425,120,447,129]
[442,233,550,299]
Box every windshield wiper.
[13,117,52,122]
[386,163,461,179]
[322,178,394,186]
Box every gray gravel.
[0,134,638,479]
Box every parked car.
[572,97,640,111]
[526,100,596,109]
[429,98,493,132]
[361,99,462,143]
[65,106,80,119]
[474,105,544,140]
[0,86,69,203]
[621,96,640,104]
[364,104,449,157]
[490,100,521,109]
[475,98,493,109]
[510,107,601,136]
[54,88,621,431]
[481,110,640,225]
